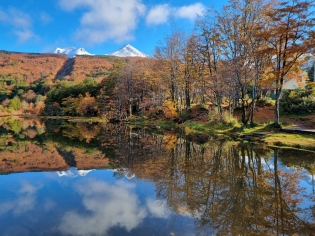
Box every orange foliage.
[0,51,67,83]
[65,56,113,83]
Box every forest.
[0,0,314,128]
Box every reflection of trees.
[62,122,100,143]
[276,149,315,174]
[104,125,168,169]
[128,139,315,235]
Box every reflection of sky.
[0,181,42,216]
[0,170,194,236]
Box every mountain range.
[54,47,93,58]
[54,44,147,58]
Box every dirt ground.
[253,105,315,128]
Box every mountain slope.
[54,47,93,58]
[0,50,113,85]
[107,44,147,57]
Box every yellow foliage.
[162,100,178,119]
[184,126,193,135]
[163,133,176,151]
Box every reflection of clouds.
[43,199,56,211]
[146,198,169,218]
[0,181,41,215]
[59,179,147,235]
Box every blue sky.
[0,0,227,56]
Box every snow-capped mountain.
[107,44,147,58]
[54,47,93,58]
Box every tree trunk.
[274,89,281,128]
[185,82,190,110]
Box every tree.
[257,0,315,127]
[182,33,205,111]
[77,92,98,116]
[9,96,22,110]
[197,14,229,121]
[215,0,272,124]
[155,25,185,108]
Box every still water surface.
[0,117,315,235]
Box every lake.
[0,117,315,235]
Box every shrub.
[280,86,315,115]
[256,96,274,107]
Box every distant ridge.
[54,47,93,58]
[107,44,147,58]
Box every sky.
[0,0,227,56]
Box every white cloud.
[58,0,146,45]
[146,3,205,26]
[0,8,37,43]
[40,12,53,24]
[14,29,37,43]
[175,3,205,21]
[59,179,147,235]
[0,9,9,22]
[146,4,170,26]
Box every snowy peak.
[54,47,93,58]
[108,44,147,58]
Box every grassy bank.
[262,133,315,151]
[180,119,315,151]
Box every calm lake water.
[0,117,315,235]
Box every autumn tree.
[77,92,97,116]
[197,15,230,121]
[257,0,315,127]
[98,60,122,118]
[182,34,205,111]
[155,25,184,109]
[22,90,36,103]
[215,0,272,124]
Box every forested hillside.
[0,51,114,116]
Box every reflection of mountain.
[114,168,135,179]
[1,118,315,234]
[0,118,111,174]
[0,142,69,174]
[0,140,109,174]
[57,168,94,178]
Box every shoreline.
[1,114,315,152]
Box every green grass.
[263,133,315,151]
[125,116,177,128]
[182,120,241,135]
[240,122,280,134]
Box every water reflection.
[0,118,314,235]
[0,181,41,216]
[59,179,147,235]
[118,138,315,235]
